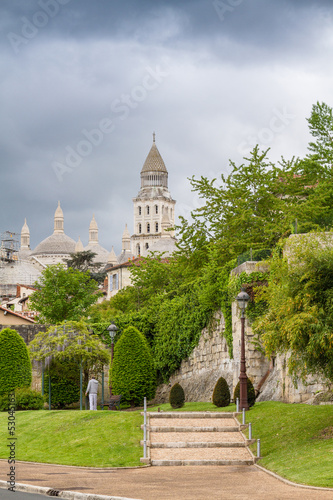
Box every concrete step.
[149,459,255,466]
[146,426,240,432]
[150,446,254,461]
[141,411,256,466]
[149,442,247,448]
[145,412,238,419]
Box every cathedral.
[0,136,177,299]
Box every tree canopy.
[30,264,101,323]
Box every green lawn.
[240,401,333,488]
[0,401,332,488]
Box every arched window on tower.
[147,223,150,233]
[155,205,158,214]
[138,223,142,234]
[138,206,142,215]
[155,223,159,232]
[145,243,149,250]
[146,206,150,215]
[136,244,140,256]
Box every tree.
[0,328,32,395]
[175,147,302,265]
[110,326,156,406]
[29,321,110,408]
[66,250,98,272]
[253,234,333,383]
[30,264,101,323]
[66,250,106,285]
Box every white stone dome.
[31,233,76,256]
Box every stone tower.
[131,134,176,257]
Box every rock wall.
[152,312,235,404]
[153,261,331,405]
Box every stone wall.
[0,323,48,343]
[152,312,235,404]
[152,260,331,405]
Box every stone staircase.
[140,412,256,466]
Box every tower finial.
[153,131,155,143]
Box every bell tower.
[131,134,176,257]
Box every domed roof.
[84,243,109,264]
[0,259,42,286]
[141,135,167,174]
[31,233,76,256]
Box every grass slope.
[0,401,332,488]
[242,401,333,488]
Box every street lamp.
[107,322,118,397]
[236,287,250,411]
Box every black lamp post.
[107,322,118,397]
[236,287,250,411]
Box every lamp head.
[107,322,118,342]
[236,287,250,312]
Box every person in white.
[85,375,99,410]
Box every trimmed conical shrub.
[212,377,230,407]
[110,326,156,407]
[169,382,185,408]
[0,328,31,396]
[233,378,256,408]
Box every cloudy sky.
[1,0,333,254]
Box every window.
[155,222,159,232]
[138,223,142,234]
[147,223,150,233]
[146,206,150,215]
[136,244,140,256]
[138,206,142,215]
[145,243,149,250]
[155,205,158,214]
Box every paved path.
[1,460,333,500]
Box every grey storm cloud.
[1,0,333,253]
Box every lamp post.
[236,287,250,411]
[107,322,118,397]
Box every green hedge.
[0,328,31,395]
[110,326,156,406]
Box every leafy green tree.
[253,234,333,382]
[0,328,32,395]
[30,264,101,323]
[110,326,156,406]
[66,250,98,272]
[30,321,110,408]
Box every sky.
[1,0,333,255]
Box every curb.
[255,464,333,492]
[0,458,150,470]
[0,481,142,500]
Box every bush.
[212,377,230,407]
[110,326,156,407]
[44,360,80,409]
[0,328,32,395]
[169,383,185,408]
[15,388,44,410]
[233,378,256,408]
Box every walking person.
[85,375,99,410]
